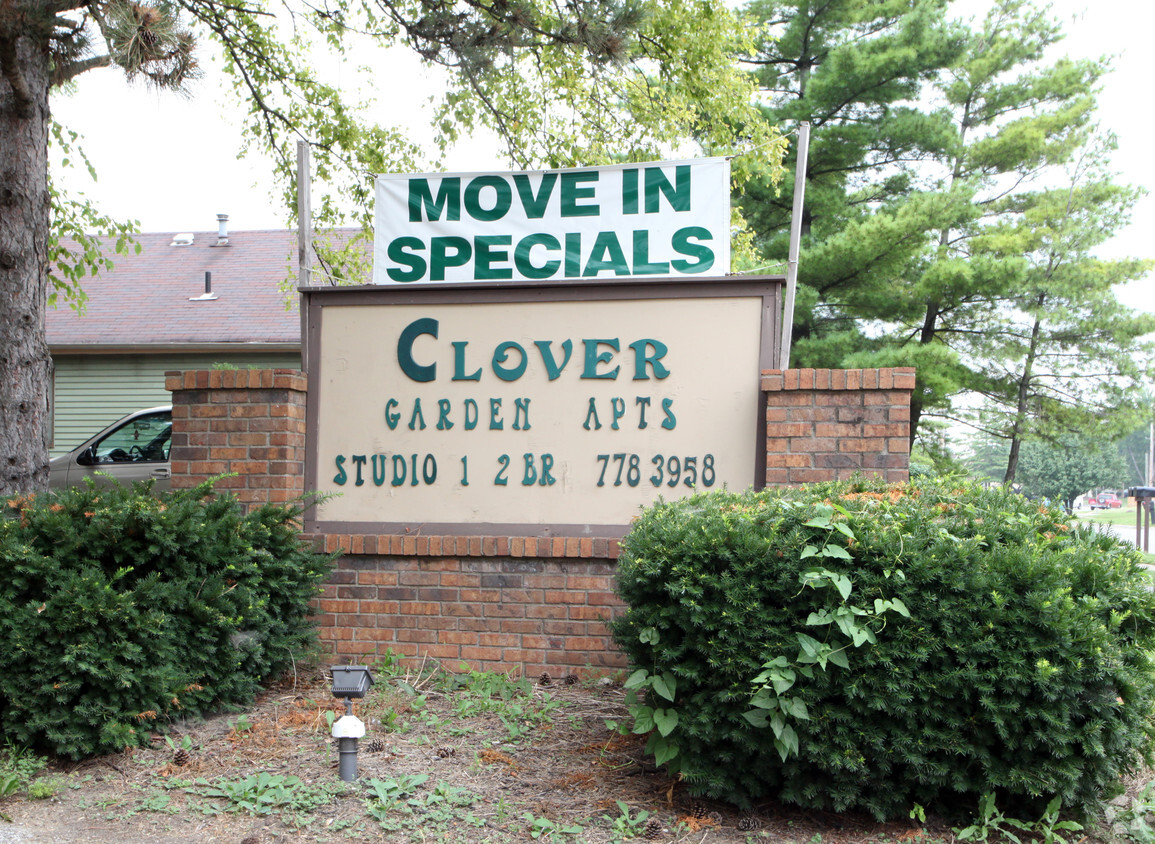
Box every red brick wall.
[761,367,914,486]
[316,557,626,672]
[165,369,307,510]
[168,367,912,674]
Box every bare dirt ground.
[0,660,1146,844]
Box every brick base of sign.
[761,367,914,486]
[167,367,912,672]
[313,556,628,673]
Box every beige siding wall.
[50,352,300,456]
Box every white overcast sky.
[49,0,1155,311]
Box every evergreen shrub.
[611,478,1155,819]
[0,480,335,758]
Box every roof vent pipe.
[190,270,219,301]
[216,214,229,246]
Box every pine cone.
[539,671,552,686]
[172,747,190,766]
[365,738,385,753]
[564,674,579,686]
[737,815,762,831]
[707,811,723,826]
[436,746,456,758]
[690,803,708,819]
[643,817,663,840]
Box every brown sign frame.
[301,276,783,539]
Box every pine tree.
[741,0,1152,453]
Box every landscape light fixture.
[330,665,375,781]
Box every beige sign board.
[304,280,780,536]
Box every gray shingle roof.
[46,229,329,347]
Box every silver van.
[48,406,173,491]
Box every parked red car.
[1087,491,1123,510]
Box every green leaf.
[749,689,778,710]
[651,736,679,766]
[742,709,770,728]
[653,707,679,737]
[651,673,676,702]
[624,669,649,690]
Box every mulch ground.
[0,661,1143,843]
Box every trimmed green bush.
[0,480,335,758]
[611,478,1155,820]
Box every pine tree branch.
[52,53,113,83]
[0,34,34,117]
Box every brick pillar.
[165,369,307,509]
[760,368,914,486]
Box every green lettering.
[352,454,366,486]
[629,339,671,380]
[408,177,460,222]
[661,398,677,430]
[514,233,560,279]
[464,398,479,430]
[539,453,555,486]
[430,236,472,281]
[465,175,512,221]
[493,341,528,381]
[645,165,690,213]
[514,397,531,430]
[560,170,599,217]
[489,398,504,430]
[534,339,572,380]
[582,397,602,430]
[476,235,513,280]
[385,398,401,429]
[452,342,482,382]
[635,396,651,428]
[631,231,669,275]
[333,454,347,485]
[583,231,630,277]
[513,173,557,219]
[386,237,426,282]
[372,454,388,486]
[610,397,626,430]
[622,168,639,215]
[408,398,427,430]
[391,454,406,486]
[437,399,453,430]
[671,226,714,273]
[397,317,438,382]
[582,338,620,379]
[565,232,582,277]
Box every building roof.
[46,228,326,350]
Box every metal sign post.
[779,122,811,370]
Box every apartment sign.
[302,280,780,537]
[372,158,731,285]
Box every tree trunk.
[0,19,52,495]
[1003,294,1047,485]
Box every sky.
[49,0,1155,311]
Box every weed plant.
[612,478,1155,819]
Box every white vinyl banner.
[372,158,731,285]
